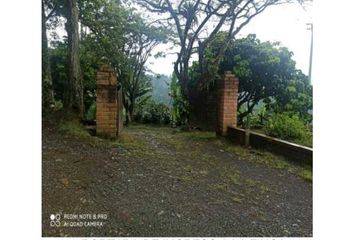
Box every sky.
[148,2,313,77]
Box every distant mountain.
[150,74,171,106]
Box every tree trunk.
[42,1,55,114]
[64,0,84,118]
[128,100,135,123]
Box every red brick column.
[96,64,119,138]
[217,71,239,136]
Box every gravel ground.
[42,122,312,237]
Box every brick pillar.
[96,64,119,138]
[217,71,239,136]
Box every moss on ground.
[59,120,90,138]
[179,131,217,141]
[224,143,313,182]
[225,145,290,170]
[298,169,312,182]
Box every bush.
[264,113,312,146]
[85,101,96,121]
[53,100,63,111]
[135,100,171,124]
[59,120,90,138]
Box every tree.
[121,71,153,123]
[138,0,303,101]
[169,73,189,126]
[120,17,168,123]
[267,70,312,123]
[80,1,167,123]
[64,0,84,117]
[201,33,312,124]
[42,0,57,114]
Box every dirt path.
[42,123,312,237]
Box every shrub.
[59,120,90,138]
[135,100,171,124]
[53,100,63,111]
[264,113,312,146]
[85,101,96,121]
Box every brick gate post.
[96,64,120,138]
[216,71,239,136]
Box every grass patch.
[177,175,194,182]
[180,131,217,141]
[118,133,136,143]
[162,136,185,151]
[225,145,250,159]
[59,120,90,138]
[231,196,243,204]
[260,184,271,193]
[244,178,259,187]
[298,169,312,182]
[225,145,291,170]
[210,183,228,191]
[224,171,242,186]
[57,120,122,149]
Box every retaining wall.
[227,127,312,166]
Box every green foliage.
[192,33,312,126]
[298,169,312,182]
[268,71,313,123]
[79,0,168,122]
[265,113,304,140]
[59,120,90,138]
[85,101,96,121]
[134,99,171,124]
[264,113,312,147]
[170,74,189,126]
[46,0,168,121]
[241,103,270,129]
[49,41,68,101]
[53,99,63,111]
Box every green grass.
[180,131,217,141]
[231,196,243,204]
[225,145,290,170]
[59,121,90,138]
[58,120,125,149]
[298,169,312,182]
[177,175,193,182]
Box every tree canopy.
[43,0,168,121]
[138,0,307,101]
[188,33,312,124]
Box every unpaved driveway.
[42,123,312,237]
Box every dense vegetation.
[43,0,312,146]
[187,33,313,146]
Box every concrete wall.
[227,127,313,166]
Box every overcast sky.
[148,2,313,77]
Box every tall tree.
[138,0,304,101]
[65,0,84,117]
[195,33,312,124]
[120,17,167,123]
[79,1,167,123]
[42,0,55,114]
